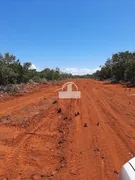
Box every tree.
[91,50,135,86]
[0,52,72,86]
[124,60,135,85]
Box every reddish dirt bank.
[0,79,135,180]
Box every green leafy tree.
[0,52,72,87]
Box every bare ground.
[0,79,135,180]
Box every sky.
[0,0,135,75]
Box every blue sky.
[0,0,135,74]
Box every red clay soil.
[0,79,135,180]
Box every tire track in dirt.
[90,88,131,179]
[82,89,117,180]
[94,87,135,154]
[56,80,105,180]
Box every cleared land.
[0,79,135,180]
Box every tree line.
[0,52,72,85]
[91,51,135,85]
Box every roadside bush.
[0,52,72,87]
[92,51,135,86]
[0,85,18,93]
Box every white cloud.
[63,67,100,75]
[29,63,38,71]
[29,64,100,75]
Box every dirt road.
[0,79,135,180]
